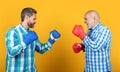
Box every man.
[72,10,112,72]
[5,7,60,72]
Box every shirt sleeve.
[35,39,52,54]
[83,27,111,51]
[5,29,26,57]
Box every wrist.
[50,33,58,41]
[48,37,55,44]
[78,33,86,40]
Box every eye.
[84,18,87,20]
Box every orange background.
[0,0,120,72]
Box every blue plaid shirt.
[5,24,52,72]
[83,23,112,72]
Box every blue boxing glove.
[48,30,61,44]
[23,31,38,45]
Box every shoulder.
[6,26,18,37]
[99,23,112,37]
[99,23,111,32]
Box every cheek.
[30,19,34,23]
[88,19,93,24]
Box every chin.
[29,25,34,28]
[88,27,91,29]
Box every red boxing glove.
[72,24,86,40]
[72,43,85,53]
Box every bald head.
[85,10,100,21]
[84,10,100,29]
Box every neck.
[93,20,99,26]
[21,21,29,29]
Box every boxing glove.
[23,31,38,45]
[72,25,86,40]
[48,30,61,44]
[72,43,85,53]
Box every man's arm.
[35,40,52,54]
[35,30,61,54]
[83,27,112,51]
[6,29,26,57]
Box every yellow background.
[0,0,120,72]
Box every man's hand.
[72,24,86,40]
[23,31,38,45]
[73,43,85,53]
[48,30,61,44]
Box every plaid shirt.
[5,24,52,72]
[83,23,112,72]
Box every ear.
[94,16,96,20]
[24,15,29,21]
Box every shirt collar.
[19,24,29,33]
[90,22,101,30]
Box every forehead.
[84,14,90,18]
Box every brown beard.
[28,23,34,28]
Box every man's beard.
[28,23,34,28]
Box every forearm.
[83,30,109,51]
[35,40,52,54]
[7,42,26,57]
[83,36,101,51]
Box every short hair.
[21,7,37,21]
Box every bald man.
[72,10,112,72]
